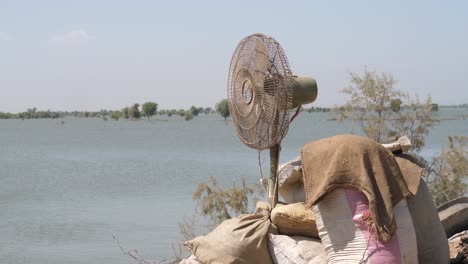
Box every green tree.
[167,109,177,117]
[185,111,193,121]
[0,112,16,119]
[121,107,129,119]
[177,109,186,117]
[128,103,141,119]
[142,102,158,119]
[338,69,404,143]
[189,106,203,117]
[100,109,109,117]
[110,111,122,121]
[204,107,213,114]
[336,68,437,152]
[215,99,230,120]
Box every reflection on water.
[0,108,466,263]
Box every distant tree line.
[440,103,468,108]
[0,107,64,119]
[302,106,331,113]
[0,100,225,121]
[2,99,464,121]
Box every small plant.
[424,136,468,206]
[192,176,262,224]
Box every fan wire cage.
[227,33,293,151]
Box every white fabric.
[268,234,326,264]
[179,254,200,264]
[278,156,306,204]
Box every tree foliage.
[192,176,260,224]
[189,106,203,117]
[121,107,129,119]
[0,107,63,119]
[203,107,213,114]
[304,106,331,113]
[390,98,402,112]
[110,111,122,121]
[167,109,177,117]
[215,99,230,120]
[142,102,158,119]
[337,68,438,152]
[424,136,468,206]
[184,111,193,121]
[128,103,141,119]
[391,96,437,153]
[338,69,403,143]
[177,109,186,117]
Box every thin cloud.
[0,32,12,41]
[50,29,96,45]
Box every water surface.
[1,108,466,263]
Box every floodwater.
[0,108,466,263]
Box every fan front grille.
[227,34,293,150]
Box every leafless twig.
[113,234,180,264]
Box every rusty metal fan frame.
[227,33,294,207]
[227,33,293,151]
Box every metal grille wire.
[227,33,293,150]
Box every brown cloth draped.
[301,134,420,242]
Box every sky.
[0,0,467,112]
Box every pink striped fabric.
[344,189,402,264]
[313,188,418,264]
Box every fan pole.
[268,144,280,208]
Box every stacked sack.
[269,202,326,264]
[277,135,449,264]
[182,135,450,263]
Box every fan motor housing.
[291,76,318,108]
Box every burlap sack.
[184,213,276,264]
[270,203,318,239]
[407,180,450,264]
[255,201,272,214]
[301,134,412,242]
[383,153,449,263]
